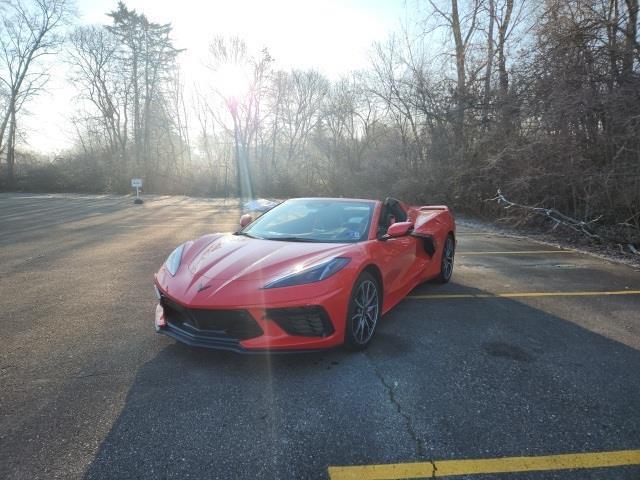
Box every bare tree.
[68,26,129,167]
[319,74,381,185]
[279,70,328,170]
[206,36,272,199]
[163,66,191,172]
[481,0,495,128]
[0,0,71,183]
[428,0,483,147]
[369,36,426,167]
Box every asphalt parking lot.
[1,193,639,479]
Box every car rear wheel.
[345,272,380,350]
[435,234,455,283]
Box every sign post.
[131,178,143,204]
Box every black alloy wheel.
[345,271,381,350]
[435,234,455,283]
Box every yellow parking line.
[408,290,640,299]
[459,250,574,255]
[328,449,640,479]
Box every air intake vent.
[161,296,263,340]
[266,306,334,337]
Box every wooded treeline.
[1,0,639,232]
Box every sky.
[24,0,409,153]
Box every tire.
[435,234,455,283]
[344,271,381,350]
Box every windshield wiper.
[234,231,263,239]
[263,236,319,242]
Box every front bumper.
[154,283,349,353]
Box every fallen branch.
[487,189,603,241]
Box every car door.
[372,204,420,306]
[377,235,418,300]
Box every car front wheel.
[345,272,381,350]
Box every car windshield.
[243,199,374,243]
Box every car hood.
[185,234,353,282]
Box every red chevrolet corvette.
[153,197,455,352]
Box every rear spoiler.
[419,205,449,211]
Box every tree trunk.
[451,0,466,147]
[497,0,513,96]
[6,107,16,185]
[497,0,514,131]
[132,47,141,166]
[622,0,639,80]
[482,0,495,129]
[607,0,620,92]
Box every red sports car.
[153,197,455,352]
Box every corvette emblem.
[197,283,211,293]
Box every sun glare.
[215,63,251,101]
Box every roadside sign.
[131,178,143,204]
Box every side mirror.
[386,221,413,238]
[239,214,253,228]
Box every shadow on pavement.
[82,284,640,480]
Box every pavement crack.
[365,353,432,469]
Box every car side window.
[377,207,390,238]
[377,199,407,238]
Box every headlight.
[264,257,350,289]
[164,244,185,276]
